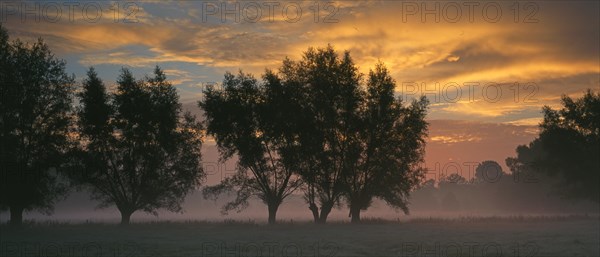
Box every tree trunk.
[267,201,280,225]
[350,205,361,223]
[9,206,23,227]
[318,202,333,224]
[308,203,319,223]
[119,209,134,225]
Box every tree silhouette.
[474,160,504,183]
[506,90,599,202]
[210,46,429,223]
[409,179,439,210]
[75,66,205,224]
[200,71,301,224]
[345,63,428,223]
[439,173,468,185]
[0,25,74,226]
[276,46,364,223]
[441,191,460,212]
[437,173,468,212]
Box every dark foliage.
[0,25,75,226]
[199,71,302,224]
[506,90,600,202]
[74,66,205,224]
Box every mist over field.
[5,191,598,224]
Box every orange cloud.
[2,1,597,123]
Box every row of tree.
[0,25,429,225]
[2,23,597,226]
[199,46,429,224]
[0,24,206,225]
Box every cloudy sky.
[2,0,598,178]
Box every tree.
[409,179,439,211]
[441,191,460,212]
[199,71,301,224]
[437,173,468,212]
[506,90,600,202]
[345,63,429,223]
[474,160,504,183]
[75,66,205,225]
[439,173,468,186]
[251,46,428,223]
[0,25,75,226]
[276,45,364,223]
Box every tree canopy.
[345,63,428,222]
[506,90,600,202]
[200,71,302,224]
[74,66,206,224]
[200,46,429,223]
[277,46,365,223]
[0,24,75,226]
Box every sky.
[1,0,599,180]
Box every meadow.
[2,215,598,257]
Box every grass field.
[1,216,598,257]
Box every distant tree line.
[410,160,598,213]
[411,90,600,212]
[506,90,599,203]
